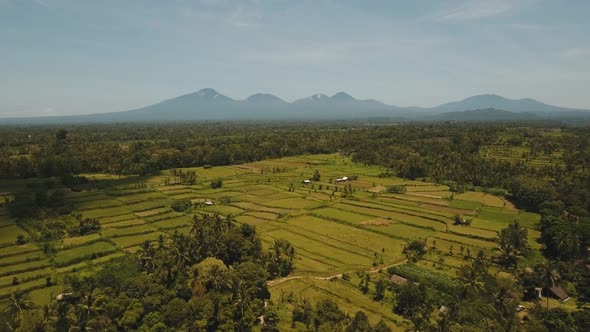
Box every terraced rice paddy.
[0,153,541,316]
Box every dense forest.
[1,121,590,331]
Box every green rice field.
[0,153,543,329]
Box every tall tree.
[3,289,36,324]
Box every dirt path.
[267,259,408,287]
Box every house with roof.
[546,285,570,302]
[390,274,408,286]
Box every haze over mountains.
[2,89,590,124]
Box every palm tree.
[552,226,581,260]
[74,290,106,331]
[187,264,205,297]
[537,263,556,309]
[223,214,234,231]
[49,300,76,331]
[457,265,485,297]
[137,241,158,273]
[3,289,36,323]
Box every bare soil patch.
[368,186,385,193]
[360,218,395,226]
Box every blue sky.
[1,0,589,117]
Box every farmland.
[0,153,546,330]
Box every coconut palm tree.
[537,262,556,309]
[3,289,36,323]
[457,265,485,297]
[552,226,581,260]
[137,241,158,273]
[187,264,205,297]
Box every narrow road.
[267,259,408,287]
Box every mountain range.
[1,89,590,124]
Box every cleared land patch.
[360,218,394,226]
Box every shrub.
[403,240,426,262]
[171,200,191,212]
[16,234,27,245]
[387,264,458,294]
[76,217,101,235]
[386,185,406,194]
[210,178,223,189]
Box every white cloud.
[179,2,262,28]
[435,0,531,21]
[506,23,544,31]
[560,48,590,59]
[244,41,393,65]
[224,7,261,28]
[33,0,52,7]
[245,46,339,65]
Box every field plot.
[270,278,403,330]
[111,232,165,249]
[0,152,544,319]
[0,278,47,299]
[53,241,118,266]
[116,192,167,204]
[0,224,27,245]
[98,213,137,224]
[58,233,102,248]
[455,192,505,207]
[102,224,157,237]
[150,216,193,230]
[201,204,244,215]
[232,201,291,214]
[448,225,498,241]
[469,218,508,232]
[449,199,483,210]
[286,215,406,258]
[262,197,322,209]
[312,207,371,224]
[0,244,41,259]
[385,193,450,206]
[235,215,269,226]
[477,206,519,223]
[433,232,498,251]
[405,185,450,192]
[244,211,277,220]
[125,198,172,212]
[83,206,133,219]
[361,199,457,219]
[73,198,123,211]
[0,259,52,277]
[0,251,46,268]
[407,190,453,199]
[102,218,146,229]
[135,207,171,217]
[143,211,183,222]
[336,202,449,230]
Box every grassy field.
[0,153,548,327]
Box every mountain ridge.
[1,89,589,124]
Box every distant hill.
[1,90,589,124]
[245,93,287,105]
[432,108,539,122]
[427,94,586,116]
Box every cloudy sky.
[1,0,589,117]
